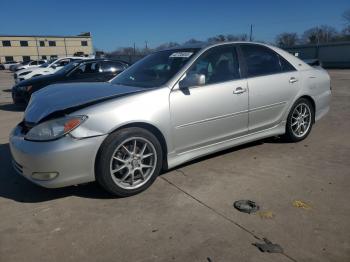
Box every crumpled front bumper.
[9,125,107,188]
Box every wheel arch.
[296,95,316,123]
[95,122,169,171]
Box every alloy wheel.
[109,137,157,190]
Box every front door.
[170,45,249,154]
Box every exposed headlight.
[19,71,31,76]
[25,115,88,141]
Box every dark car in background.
[12,59,129,104]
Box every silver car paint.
[10,42,331,188]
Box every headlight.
[25,115,87,141]
[19,71,31,76]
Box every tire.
[95,127,163,197]
[284,98,314,142]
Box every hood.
[16,73,61,87]
[24,82,145,123]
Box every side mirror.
[51,64,57,69]
[179,73,206,89]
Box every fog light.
[31,172,59,181]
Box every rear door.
[65,61,101,82]
[170,44,249,153]
[239,44,299,132]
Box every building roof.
[0,33,92,38]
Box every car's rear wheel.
[284,98,314,142]
[96,127,163,197]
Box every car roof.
[163,41,273,51]
[75,58,130,64]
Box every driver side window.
[188,45,240,85]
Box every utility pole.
[145,40,148,49]
[133,42,136,55]
[35,37,40,60]
[249,24,253,41]
[64,38,68,56]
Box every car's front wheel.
[96,127,163,197]
[284,98,314,142]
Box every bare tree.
[302,25,338,44]
[207,34,227,43]
[226,34,248,41]
[275,32,299,47]
[343,10,350,24]
[183,38,202,45]
[155,42,180,51]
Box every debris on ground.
[257,211,275,219]
[233,200,260,214]
[292,200,312,209]
[253,238,283,253]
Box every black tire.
[95,127,163,197]
[284,98,314,142]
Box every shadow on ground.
[0,103,25,112]
[0,137,286,203]
[0,143,112,203]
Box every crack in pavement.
[161,170,298,262]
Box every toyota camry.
[10,42,331,196]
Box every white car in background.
[14,57,89,83]
[0,61,20,70]
[13,60,47,71]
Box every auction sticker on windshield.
[169,52,193,58]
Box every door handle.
[233,87,247,94]
[289,77,298,83]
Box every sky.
[1,0,349,51]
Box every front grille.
[12,160,23,174]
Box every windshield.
[112,48,200,88]
[55,61,80,75]
[22,61,32,65]
[40,59,56,68]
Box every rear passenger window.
[241,45,282,77]
[100,61,125,73]
[188,45,240,85]
[279,55,296,72]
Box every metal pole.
[64,38,68,56]
[35,37,40,60]
[249,24,253,41]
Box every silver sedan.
[10,42,331,196]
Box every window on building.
[22,56,31,62]
[81,41,88,46]
[42,55,47,60]
[2,41,11,47]
[50,55,58,60]
[48,41,56,46]
[20,41,28,47]
[40,41,45,47]
[5,56,14,62]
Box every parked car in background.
[9,42,331,196]
[0,61,20,70]
[10,60,47,72]
[14,57,89,83]
[12,59,129,104]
